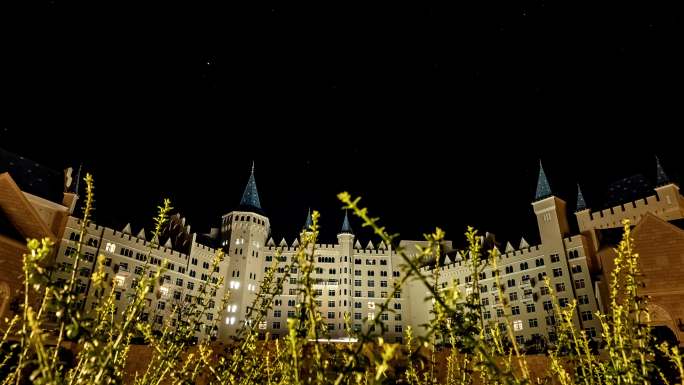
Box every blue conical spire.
[656,156,670,186]
[239,161,262,212]
[576,183,587,211]
[303,208,313,231]
[535,160,552,201]
[339,210,353,235]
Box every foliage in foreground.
[0,175,682,385]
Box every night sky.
[1,1,683,247]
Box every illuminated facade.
[4,147,682,345]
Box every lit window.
[368,312,375,320]
[367,302,375,310]
[513,320,523,331]
[105,242,116,253]
[114,275,126,287]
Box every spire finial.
[239,162,262,212]
[339,210,354,235]
[535,160,552,201]
[656,156,670,186]
[576,183,587,211]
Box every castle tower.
[336,210,355,339]
[653,157,684,221]
[531,161,570,248]
[219,162,270,339]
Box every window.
[483,311,491,319]
[535,258,545,267]
[550,253,560,263]
[395,325,402,333]
[367,270,375,276]
[543,300,553,311]
[176,278,183,286]
[381,281,388,287]
[511,306,520,315]
[393,271,400,277]
[354,291,361,297]
[519,262,528,270]
[540,286,550,296]
[380,271,388,277]
[328,290,336,296]
[114,291,122,300]
[189,270,196,278]
[505,266,514,274]
[274,310,282,317]
[287,311,295,318]
[381,313,389,321]
[393,303,401,310]
[354,302,362,309]
[380,259,387,266]
[513,320,523,331]
[507,279,516,288]
[528,318,538,328]
[509,292,518,301]
[555,283,566,292]
[354,280,361,287]
[187,282,194,290]
[481,298,489,306]
[328,300,335,307]
[105,242,116,253]
[496,309,504,317]
[354,270,361,276]
[575,279,585,289]
[367,280,374,287]
[581,311,593,321]
[526,303,535,313]
[157,301,165,310]
[552,268,563,277]
[354,313,362,320]
[368,291,375,298]
[559,298,569,307]
[578,295,589,305]
[273,322,281,329]
[585,327,597,338]
[395,313,401,321]
[546,316,556,326]
[571,265,582,274]
[202,261,210,269]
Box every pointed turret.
[238,161,262,213]
[303,208,313,232]
[354,240,362,249]
[266,237,275,247]
[122,223,132,234]
[505,242,514,253]
[137,228,146,240]
[279,238,288,247]
[576,183,587,212]
[656,156,670,186]
[519,237,529,249]
[339,210,353,235]
[535,160,552,201]
[366,240,374,250]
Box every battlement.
[578,185,684,231]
